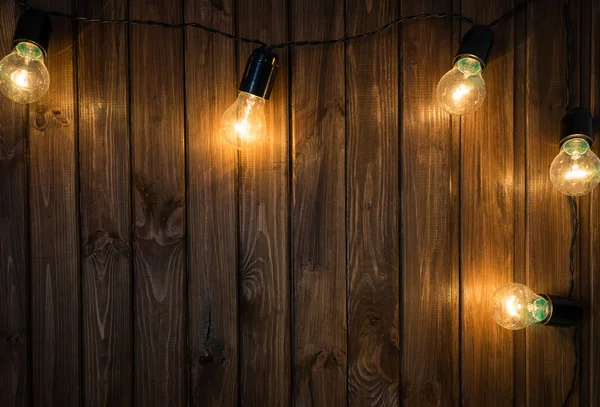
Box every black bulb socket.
[238,47,278,100]
[453,25,494,68]
[560,107,594,147]
[12,9,52,57]
[539,294,583,327]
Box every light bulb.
[221,47,278,150]
[0,42,49,104]
[220,91,267,149]
[550,138,600,196]
[436,56,486,116]
[491,283,551,330]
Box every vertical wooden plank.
[345,0,399,405]
[578,0,592,405]
[77,0,132,406]
[526,0,581,406]
[513,3,528,406]
[290,0,346,405]
[129,0,186,405]
[587,0,599,404]
[0,1,28,406]
[184,0,238,405]
[400,0,459,405]
[460,1,516,406]
[28,0,80,405]
[236,0,291,404]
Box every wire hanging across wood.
[17,0,530,50]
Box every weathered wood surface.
[29,0,80,405]
[236,0,291,405]
[78,0,132,406]
[400,0,459,405]
[0,0,27,405]
[129,0,187,405]
[526,1,582,406]
[460,1,516,406]
[587,2,600,406]
[346,0,400,405]
[291,0,347,405]
[184,0,238,405]
[0,0,596,406]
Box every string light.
[436,25,492,116]
[3,0,591,405]
[550,109,600,197]
[491,283,582,330]
[0,9,51,104]
[221,48,278,150]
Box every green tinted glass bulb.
[0,42,49,104]
[491,283,551,330]
[436,57,486,116]
[550,138,600,196]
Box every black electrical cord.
[562,196,579,407]
[18,1,530,50]
[488,0,530,27]
[568,196,578,299]
[270,13,474,49]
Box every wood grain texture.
[578,0,592,405]
[586,0,599,405]
[129,0,186,405]
[400,1,459,406]
[0,1,28,406]
[513,3,528,406]
[460,1,516,406]
[236,0,291,404]
[28,0,80,406]
[4,1,600,406]
[77,0,132,406]
[184,0,238,405]
[345,0,400,405]
[290,0,346,405]
[526,1,581,406]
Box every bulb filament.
[564,165,590,180]
[11,70,29,89]
[452,84,471,101]
[505,296,522,317]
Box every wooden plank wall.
[0,0,598,406]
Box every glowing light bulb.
[436,57,486,116]
[491,283,552,330]
[550,138,600,196]
[221,91,267,149]
[221,47,277,150]
[0,42,49,104]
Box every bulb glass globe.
[491,283,551,330]
[436,57,486,116]
[550,137,600,196]
[0,42,49,104]
[221,91,267,150]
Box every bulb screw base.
[541,294,583,327]
[12,9,52,57]
[238,47,278,100]
[560,107,594,147]
[453,25,493,67]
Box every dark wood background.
[0,0,599,406]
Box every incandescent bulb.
[550,138,600,196]
[221,47,277,150]
[491,283,551,330]
[436,57,486,116]
[0,42,49,104]
[221,91,267,149]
